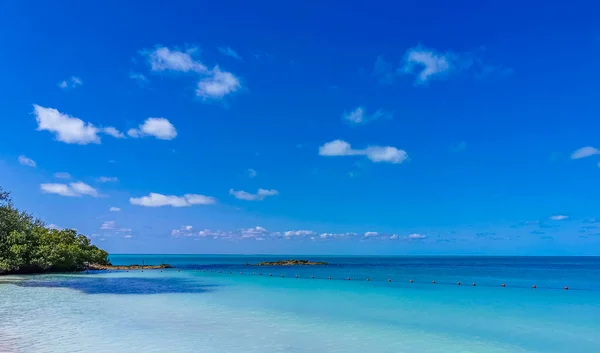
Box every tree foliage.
[0,186,110,274]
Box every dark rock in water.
[252,259,328,266]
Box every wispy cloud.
[18,155,36,167]
[130,192,216,207]
[97,176,118,183]
[342,106,392,125]
[109,207,121,212]
[549,215,568,221]
[218,46,242,60]
[570,146,600,159]
[54,172,71,179]
[129,72,148,84]
[319,140,408,164]
[40,182,99,198]
[401,46,455,84]
[196,66,241,99]
[100,220,131,233]
[58,76,83,89]
[229,188,278,201]
[247,168,257,178]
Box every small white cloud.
[18,155,36,168]
[40,182,99,197]
[58,76,83,89]
[549,215,568,221]
[241,226,268,238]
[124,235,133,238]
[389,234,399,240]
[283,230,315,237]
[364,231,379,237]
[343,106,391,125]
[218,46,242,60]
[54,172,71,179]
[47,223,62,230]
[130,192,216,207]
[100,220,131,233]
[97,176,118,183]
[570,147,600,160]
[127,117,177,140]
[229,188,278,201]
[172,225,195,237]
[109,207,121,212]
[319,140,408,164]
[401,46,454,84]
[247,168,257,178]
[196,66,241,99]
[102,127,125,139]
[143,46,207,73]
[408,233,426,239]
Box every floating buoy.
[432,280,436,284]
[564,286,569,290]
[409,279,413,283]
[229,271,232,274]
[295,275,299,278]
[472,283,476,287]
[253,272,256,275]
[367,278,370,281]
[347,277,351,281]
[240,272,243,275]
[388,279,392,282]
[328,276,332,280]
[160,270,162,272]
[457,282,461,286]
[311,275,315,279]
[281,274,285,278]
[502,283,506,287]
[269,273,272,277]
[532,285,537,289]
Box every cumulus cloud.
[33,105,123,145]
[218,46,242,60]
[127,117,177,140]
[319,140,408,164]
[109,207,120,212]
[100,220,131,233]
[97,176,118,183]
[241,226,269,238]
[570,146,600,159]
[401,46,454,84]
[408,233,426,239]
[130,192,216,207]
[549,215,568,221]
[284,230,315,237]
[142,46,241,100]
[343,106,392,125]
[229,188,278,201]
[40,182,99,197]
[54,172,71,179]
[363,231,379,237]
[58,76,83,89]
[18,155,36,167]
[144,46,207,73]
[172,225,195,236]
[196,66,241,99]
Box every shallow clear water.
[1,255,599,352]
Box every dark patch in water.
[13,276,219,295]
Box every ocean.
[1,255,599,352]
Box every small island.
[87,264,173,271]
[251,259,328,266]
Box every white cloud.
[18,155,36,168]
[343,106,391,125]
[100,220,131,233]
[229,188,278,201]
[196,66,241,99]
[130,192,216,207]
[109,207,120,212]
[570,146,600,160]
[102,127,125,138]
[247,168,257,178]
[389,234,399,240]
[241,226,268,238]
[218,46,242,60]
[401,46,454,84]
[127,117,177,140]
[144,47,207,73]
[97,176,118,183]
[549,215,568,221]
[54,172,71,179]
[47,223,62,230]
[124,235,133,238]
[58,76,83,89]
[408,233,426,239]
[283,230,315,237]
[319,140,408,164]
[40,182,99,197]
[172,225,195,237]
[34,105,100,144]
[364,231,379,237]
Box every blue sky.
[1,0,600,255]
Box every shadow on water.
[12,276,220,295]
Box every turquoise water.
[1,256,599,352]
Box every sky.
[1,0,600,255]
